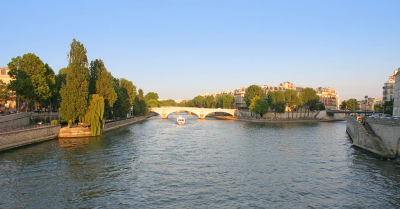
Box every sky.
[1,0,399,100]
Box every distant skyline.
[1,0,399,100]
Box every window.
[1,69,6,75]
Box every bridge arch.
[150,109,200,119]
[149,107,237,119]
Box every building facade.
[393,71,400,116]
[0,67,16,110]
[316,87,340,110]
[383,69,399,102]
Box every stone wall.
[0,112,30,131]
[346,117,398,159]
[366,118,400,156]
[0,125,60,152]
[104,116,148,133]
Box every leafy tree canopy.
[244,85,265,107]
[60,39,89,122]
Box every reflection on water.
[0,118,400,208]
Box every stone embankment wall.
[104,116,148,133]
[0,125,60,152]
[0,112,30,130]
[366,118,400,157]
[237,110,345,121]
[58,115,150,138]
[346,117,400,159]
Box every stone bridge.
[150,107,237,119]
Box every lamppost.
[364,95,368,116]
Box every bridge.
[149,107,237,119]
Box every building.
[383,69,399,102]
[316,87,340,110]
[233,87,247,109]
[0,67,16,110]
[359,97,382,112]
[393,70,400,116]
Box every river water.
[1,115,400,208]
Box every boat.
[176,116,185,125]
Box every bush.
[51,120,60,126]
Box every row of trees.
[244,85,325,118]
[6,39,150,135]
[341,98,394,115]
[178,94,234,109]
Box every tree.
[90,60,117,107]
[133,89,148,116]
[159,99,177,106]
[146,99,159,107]
[120,78,136,106]
[0,80,9,107]
[249,96,259,114]
[7,53,53,110]
[383,100,393,115]
[268,90,286,118]
[340,100,347,110]
[144,92,159,102]
[83,94,104,136]
[113,87,131,118]
[253,98,269,117]
[222,94,234,108]
[204,95,215,108]
[60,39,89,122]
[345,99,359,111]
[299,88,319,118]
[192,96,205,107]
[244,85,265,107]
[284,89,298,119]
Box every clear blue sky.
[1,0,399,100]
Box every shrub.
[51,120,60,126]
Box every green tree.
[0,80,9,107]
[192,96,205,107]
[159,99,177,106]
[60,39,89,122]
[345,98,359,111]
[83,94,104,136]
[249,96,260,114]
[253,97,269,117]
[204,95,215,108]
[268,90,286,118]
[340,100,347,110]
[299,88,319,117]
[144,92,159,102]
[90,60,117,108]
[244,85,265,107]
[7,53,53,110]
[284,89,298,119]
[146,99,159,107]
[120,78,136,106]
[133,89,148,116]
[113,87,131,118]
[222,94,234,108]
[383,100,393,115]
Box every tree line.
[5,39,151,135]
[244,85,325,118]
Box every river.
[1,115,400,208]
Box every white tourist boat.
[176,116,185,125]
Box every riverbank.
[238,118,344,123]
[58,115,150,138]
[346,116,400,163]
[0,125,60,152]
